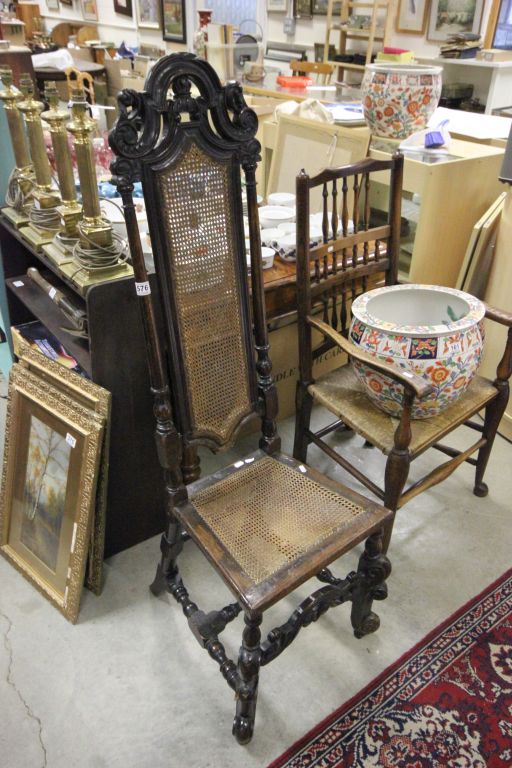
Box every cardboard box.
[104,57,146,96]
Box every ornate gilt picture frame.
[0,365,104,623]
[14,340,111,596]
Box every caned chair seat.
[176,452,390,613]
[309,367,498,458]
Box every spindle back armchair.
[109,52,393,744]
[294,153,512,553]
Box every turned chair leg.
[293,386,313,463]
[351,529,391,639]
[233,613,262,745]
[382,446,411,554]
[150,512,183,596]
[474,385,509,497]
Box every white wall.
[38,0,188,52]
[37,0,496,60]
[266,0,495,60]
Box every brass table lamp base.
[3,207,30,228]
[42,239,76,267]
[60,259,134,293]
[20,223,58,251]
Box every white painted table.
[418,57,512,115]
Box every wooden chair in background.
[65,66,96,103]
[110,52,392,744]
[290,59,334,84]
[293,154,512,552]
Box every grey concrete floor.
[0,369,511,768]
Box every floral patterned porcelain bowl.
[349,284,485,419]
[361,63,442,140]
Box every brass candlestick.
[17,73,62,251]
[0,66,35,228]
[62,87,131,289]
[41,82,82,266]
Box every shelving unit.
[0,214,166,558]
[323,0,396,77]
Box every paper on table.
[427,106,512,140]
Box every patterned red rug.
[268,568,512,768]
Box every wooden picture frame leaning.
[0,365,104,623]
[14,340,111,596]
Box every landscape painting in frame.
[0,366,103,623]
[396,0,429,33]
[428,0,484,40]
[160,0,186,42]
[137,0,160,28]
[80,0,98,22]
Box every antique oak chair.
[293,154,512,553]
[109,53,392,744]
[290,59,334,84]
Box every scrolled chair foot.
[353,610,380,639]
[149,563,167,596]
[232,715,254,745]
[473,481,489,498]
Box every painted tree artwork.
[20,416,71,572]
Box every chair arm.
[484,303,512,327]
[307,316,433,399]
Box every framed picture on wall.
[80,0,98,22]
[136,0,160,29]
[294,0,313,18]
[114,0,133,17]
[160,0,186,42]
[484,0,512,49]
[396,0,430,34]
[427,0,484,41]
[312,0,342,13]
[267,0,287,10]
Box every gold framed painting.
[0,365,104,623]
[13,338,111,596]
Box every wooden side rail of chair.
[307,315,433,400]
[484,303,512,327]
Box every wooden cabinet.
[323,0,396,76]
[0,215,166,557]
[368,138,504,286]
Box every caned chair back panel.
[295,154,403,377]
[155,141,255,444]
[109,54,268,451]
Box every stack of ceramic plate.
[267,192,296,208]
[274,225,323,262]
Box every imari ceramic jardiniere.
[361,63,443,140]
[349,284,485,419]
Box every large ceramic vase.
[361,63,443,140]
[349,284,485,419]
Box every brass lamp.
[41,82,82,266]
[0,66,35,228]
[17,73,62,251]
[62,87,131,290]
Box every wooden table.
[243,69,359,104]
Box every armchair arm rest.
[484,303,512,327]
[307,316,433,399]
